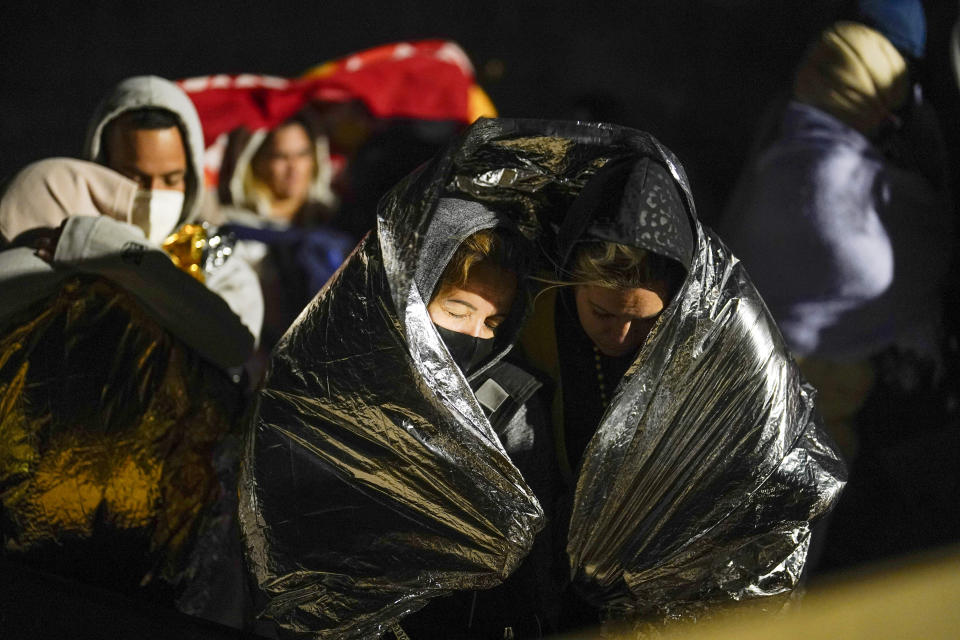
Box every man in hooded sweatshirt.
[82,75,264,348]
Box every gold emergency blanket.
[0,277,241,591]
[242,118,846,638]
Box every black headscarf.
[558,156,693,274]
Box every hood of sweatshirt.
[84,75,206,225]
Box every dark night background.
[3,0,960,558]
[1,1,960,634]
[2,0,957,227]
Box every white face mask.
[131,189,185,244]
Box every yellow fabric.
[467,85,498,122]
[794,21,909,135]
[607,547,960,640]
[302,60,337,79]
[519,286,575,483]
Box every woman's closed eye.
[431,288,513,340]
[485,318,503,333]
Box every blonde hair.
[794,21,909,135]
[570,242,658,289]
[241,166,277,216]
[533,241,683,300]
[433,229,520,300]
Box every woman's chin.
[595,343,634,358]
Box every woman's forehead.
[444,262,517,314]
[582,283,666,317]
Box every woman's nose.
[608,321,631,343]
[465,319,486,338]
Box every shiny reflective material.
[569,243,843,626]
[0,278,242,589]
[241,118,846,637]
[161,223,238,282]
[204,228,236,272]
[163,223,206,281]
[241,228,545,637]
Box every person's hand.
[33,225,63,262]
[7,224,64,261]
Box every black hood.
[556,155,694,273]
[418,118,700,282]
[413,197,532,379]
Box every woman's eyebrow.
[592,299,662,320]
[444,298,477,311]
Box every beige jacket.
[0,158,261,370]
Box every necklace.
[592,345,608,407]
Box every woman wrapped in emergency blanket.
[241,119,846,638]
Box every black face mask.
[433,324,496,375]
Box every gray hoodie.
[84,75,207,224]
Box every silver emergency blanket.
[241,118,846,637]
[240,124,547,639]
[568,227,846,625]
